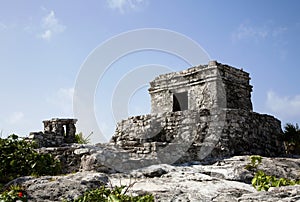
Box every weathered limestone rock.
[5,172,108,202]
[108,156,300,201]
[8,156,300,202]
[238,185,300,202]
[37,144,96,174]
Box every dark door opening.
[173,92,188,112]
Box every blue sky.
[0,0,299,143]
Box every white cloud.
[7,112,24,124]
[39,10,65,40]
[107,0,147,13]
[41,30,52,39]
[266,91,300,119]
[47,87,74,115]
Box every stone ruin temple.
[29,118,77,147]
[28,61,285,164]
[110,61,285,163]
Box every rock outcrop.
[5,172,108,202]
[7,155,300,201]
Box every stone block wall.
[111,109,285,163]
[29,132,65,148]
[218,63,253,111]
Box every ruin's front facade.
[110,61,285,163]
[149,60,252,113]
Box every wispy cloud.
[266,91,300,119]
[107,0,147,13]
[232,22,287,42]
[7,112,24,124]
[47,87,74,115]
[272,26,288,37]
[0,22,7,30]
[39,10,66,40]
[232,23,268,42]
[0,22,17,31]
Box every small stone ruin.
[110,61,285,163]
[29,118,77,147]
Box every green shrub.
[246,155,300,191]
[245,155,262,170]
[0,134,61,185]
[0,185,27,202]
[252,170,300,191]
[75,132,92,144]
[72,185,154,202]
[282,123,300,154]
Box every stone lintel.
[43,118,78,124]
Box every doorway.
[173,92,188,112]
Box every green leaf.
[108,194,121,202]
[31,162,37,169]
[252,177,257,186]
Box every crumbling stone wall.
[111,109,284,163]
[110,61,285,163]
[29,118,77,147]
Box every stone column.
[43,120,52,133]
[64,120,77,143]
